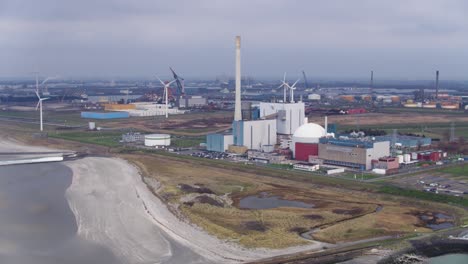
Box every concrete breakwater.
[0,151,78,166]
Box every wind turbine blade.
[36,101,40,110]
[35,90,40,99]
[291,78,300,88]
[167,79,176,86]
[42,97,50,100]
[40,77,50,85]
[156,76,165,86]
[283,72,286,82]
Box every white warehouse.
[259,102,305,135]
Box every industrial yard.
[386,165,468,197]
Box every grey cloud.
[0,0,467,79]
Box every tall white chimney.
[324,116,328,134]
[234,36,242,121]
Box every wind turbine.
[278,72,289,103]
[288,78,300,103]
[35,90,49,131]
[156,76,176,118]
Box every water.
[419,212,455,231]
[239,193,314,209]
[426,222,455,230]
[0,163,121,264]
[429,253,468,264]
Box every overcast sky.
[1,0,467,80]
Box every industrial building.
[318,137,390,170]
[291,123,326,161]
[232,119,277,151]
[206,133,233,152]
[81,111,129,119]
[293,162,320,172]
[122,103,185,117]
[372,157,400,174]
[121,132,145,143]
[178,96,207,108]
[247,150,287,164]
[103,103,136,111]
[375,135,432,149]
[259,102,305,135]
[144,134,171,147]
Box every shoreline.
[1,137,329,263]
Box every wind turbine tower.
[289,79,300,103]
[35,90,49,131]
[278,73,289,103]
[156,77,176,118]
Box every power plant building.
[291,123,326,161]
[318,138,390,170]
[259,102,305,135]
[206,133,233,152]
[374,135,431,149]
[232,119,277,150]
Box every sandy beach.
[1,137,329,263]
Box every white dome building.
[291,123,326,161]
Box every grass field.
[171,136,205,148]
[49,131,122,147]
[339,172,379,180]
[438,165,468,176]
[378,185,468,207]
[119,152,466,247]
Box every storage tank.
[404,154,411,163]
[340,95,355,102]
[144,134,171,147]
[308,94,321,100]
[397,155,404,164]
[88,122,96,130]
[423,103,437,108]
[441,103,459,110]
[361,95,372,101]
[411,152,418,160]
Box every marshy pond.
[239,192,314,210]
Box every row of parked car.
[190,151,230,160]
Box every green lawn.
[49,131,122,147]
[378,185,468,207]
[340,172,378,180]
[171,136,205,148]
[438,165,468,177]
